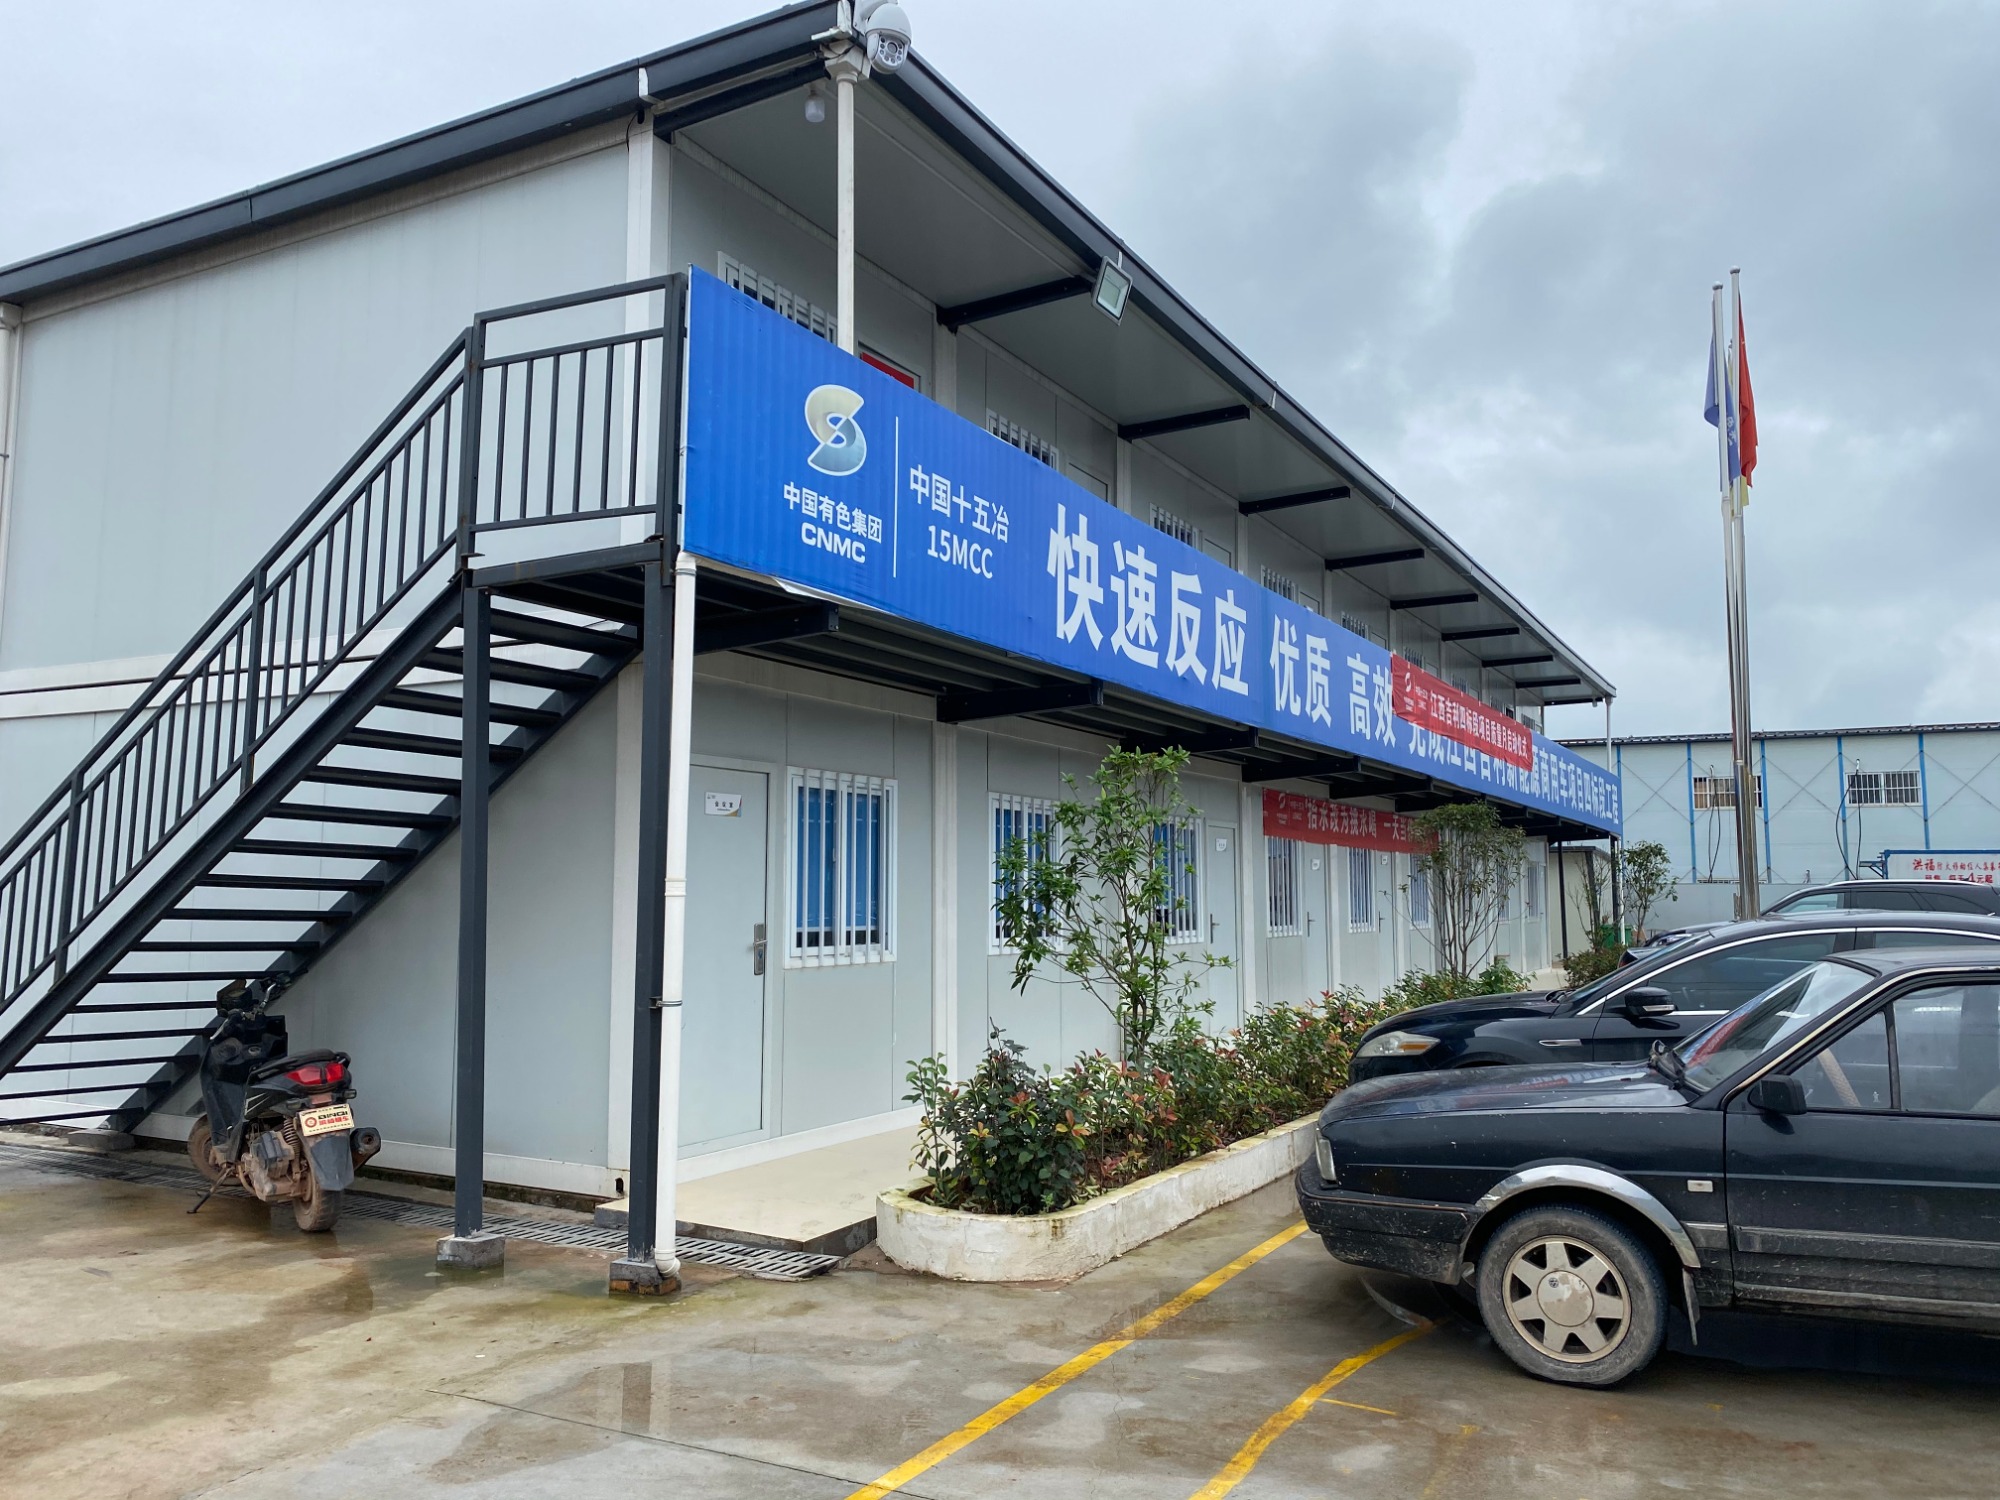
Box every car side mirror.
[1619,986,1675,1020]
[1746,1074,1808,1115]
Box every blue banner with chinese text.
[682,270,1619,834]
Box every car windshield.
[1675,960,1873,1092]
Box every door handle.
[1306,913,1314,936]
[751,922,767,976]
[1209,915,1219,944]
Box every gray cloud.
[3,0,1994,739]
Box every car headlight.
[1315,1137,1336,1184]
[1356,1029,1439,1060]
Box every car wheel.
[1475,1205,1665,1387]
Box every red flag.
[1736,304,1757,485]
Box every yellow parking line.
[842,1221,1310,1500]
[1321,1397,1398,1416]
[1187,1321,1435,1500]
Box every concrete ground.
[2,1144,1996,1500]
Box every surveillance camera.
[856,0,912,71]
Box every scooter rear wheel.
[292,1170,343,1233]
[185,1117,227,1185]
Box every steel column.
[623,560,671,1263]
[452,584,491,1240]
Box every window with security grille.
[1153,821,1202,942]
[1884,770,1921,806]
[789,769,895,964]
[1408,864,1431,927]
[1340,613,1368,639]
[1524,860,1543,918]
[1693,774,1764,810]
[1150,506,1197,548]
[1267,837,1301,936]
[1347,847,1375,930]
[1846,771,1883,806]
[986,410,1060,469]
[719,254,835,342]
[990,793,1055,950]
[1260,567,1297,602]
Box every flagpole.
[1709,284,1749,920]
[1726,268,1760,917]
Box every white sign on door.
[704,792,743,817]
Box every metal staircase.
[0,279,682,1142]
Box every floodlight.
[1094,258,1133,322]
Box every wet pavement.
[1,1140,1996,1499]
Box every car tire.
[1475,1204,1665,1387]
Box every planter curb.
[875,1112,1320,1282]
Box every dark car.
[1300,947,2000,1385]
[1621,879,2000,964]
[1350,911,2000,1084]
[1766,878,2000,917]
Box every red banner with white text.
[1391,657,1534,770]
[1262,790,1432,854]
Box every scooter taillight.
[285,1060,347,1089]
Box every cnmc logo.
[804,384,867,476]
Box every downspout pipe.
[653,548,699,1280]
[0,303,21,651]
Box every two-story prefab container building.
[0,4,1617,1255]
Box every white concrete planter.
[876,1113,1318,1282]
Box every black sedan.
[1622,879,2000,963]
[1349,910,2000,1084]
[1300,947,2000,1385]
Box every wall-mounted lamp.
[1094,257,1133,322]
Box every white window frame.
[1408,862,1431,927]
[989,792,1056,952]
[1154,819,1204,944]
[1693,773,1764,810]
[1266,836,1302,937]
[1149,505,1197,547]
[1525,859,1543,918]
[718,253,835,342]
[1847,770,1884,806]
[787,768,897,967]
[1346,847,1375,931]
[1260,566,1297,603]
[986,409,1060,469]
[1884,770,1921,806]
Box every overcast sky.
[4,1,1994,740]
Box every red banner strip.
[1262,789,1431,854]
[1391,657,1534,771]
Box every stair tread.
[196,873,386,891]
[302,765,461,796]
[341,726,522,760]
[131,940,321,953]
[232,838,416,861]
[488,609,638,656]
[266,803,451,830]
[422,648,598,695]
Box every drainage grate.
[0,1142,840,1280]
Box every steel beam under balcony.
[1117,405,1252,443]
[1515,675,1583,689]
[694,601,840,655]
[1242,755,1361,783]
[1324,547,1424,570]
[1240,486,1352,516]
[1441,625,1520,642]
[936,276,1092,331]
[1481,653,1555,668]
[1390,591,1480,611]
[937,678,1103,724]
[1124,727,1261,757]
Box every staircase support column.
[611,556,680,1295]
[439,582,503,1271]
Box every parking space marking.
[1320,1397,1398,1416]
[1185,1321,1435,1500]
[842,1221,1310,1500]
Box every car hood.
[1368,990,1566,1032]
[1324,1062,1685,1126]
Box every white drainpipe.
[0,303,22,647]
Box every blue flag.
[1705,326,1741,484]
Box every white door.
[681,765,769,1150]
[1206,825,1240,1025]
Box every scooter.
[185,978,381,1232]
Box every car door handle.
[1539,1038,1584,1047]
[751,922,767,976]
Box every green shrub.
[906,988,1416,1215]
[1563,945,1623,987]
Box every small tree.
[995,748,1227,1065]
[1619,840,1677,940]
[1411,802,1527,981]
